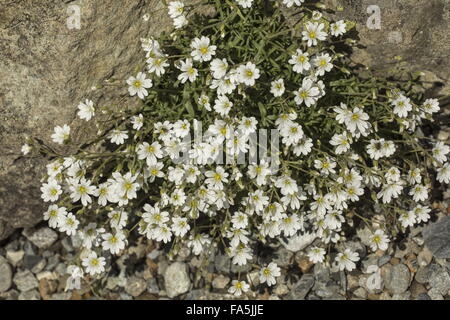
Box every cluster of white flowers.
[35,1,449,295]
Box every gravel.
[0,256,13,293]
[383,264,411,294]
[164,262,191,298]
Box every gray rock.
[125,276,147,297]
[23,227,58,249]
[51,292,72,300]
[31,258,47,274]
[18,289,40,300]
[212,275,230,290]
[0,256,13,292]
[391,292,411,300]
[273,247,294,267]
[383,264,411,294]
[23,254,43,270]
[147,278,160,295]
[327,0,450,96]
[285,274,315,300]
[428,288,444,300]
[313,263,331,284]
[353,287,367,299]
[416,293,431,300]
[13,270,39,292]
[378,255,391,267]
[6,250,24,266]
[0,289,19,300]
[415,264,441,284]
[428,266,450,295]
[0,0,174,239]
[423,216,450,259]
[164,262,191,298]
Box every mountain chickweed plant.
[24,0,450,295]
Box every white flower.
[345,107,370,136]
[293,137,313,156]
[188,233,211,255]
[307,247,326,263]
[41,180,62,202]
[168,1,184,19]
[51,124,70,144]
[259,262,281,286]
[127,72,153,99]
[137,141,163,166]
[131,114,144,131]
[170,188,187,207]
[407,168,422,185]
[294,78,320,107]
[288,49,310,74]
[437,162,450,184]
[191,36,216,62]
[422,98,440,114]
[214,95,233,117]
[82,252,106,276]
[143,204,169,225]
[44,205,67,228]
[335,248,359,271]
[313,53,333,76]
[21,143,31,155]
[94,183,117,206]
[330,20,347,37]
[112,171,139,200]
[399,210,416,228]
[231,212,249,229]
[228,280,250,297]
[248,160,271,186]
[210,58,228,79]
[147,56,169,77]
[172,216,190,237]
[173,15,188,29]
[237,62,260,86]
[270,79,285,97]
[275,175,298,196]
[69,178,96,206]
[432,142,449,163]
[198,95,211,111]
[177,58,198,83]
[377,181,404,203]
[205,166,229,189]
[108,210,128,230]
[391,94,412,118]
[236,0,253,8]
[59,213,79,236]
[282,0,304,7]
[330,132,351,154]
[102,231,126,254]
[412,205,431,223]
[314,157,337,176]
[109,129,128,145]
[302,22,327,47]
[409,184,428,202]
[77,99,95,121]
[231,245,252,266]
[280,214,302,237]
[369,230,390,251]
[248,190,269,212]
[173,119,190,138]
[65,265,84,291]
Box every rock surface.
[423,216,450,259]
[382,263,411,294]
[327,0,450,95]
[0,256,13,293]
[0,0,171,239]
[164,262,191,298]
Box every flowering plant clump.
[27,0,449,295]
